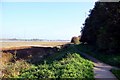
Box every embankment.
[1,46,61,64]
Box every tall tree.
[80,2,120,53]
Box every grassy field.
[0,41,68,49]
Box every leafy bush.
[71,36,80,44]
[17,53,94,78]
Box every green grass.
[76,44,120,68]
[111,69,120,80]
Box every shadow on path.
[72,45,119,79]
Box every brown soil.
[1,46,60,64]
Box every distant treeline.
[80,2,120,53]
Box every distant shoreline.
[0,40,70,42]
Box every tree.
[80,2,120,53]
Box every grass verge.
[75,44,120,68]
[111,69,120,80]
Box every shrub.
[2,60,31,78]
[17,53,94,78]
[71,36,80,44]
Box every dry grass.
[0,41,69,77]
[0,41,69,50]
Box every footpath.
[73,46,119,80]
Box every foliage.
[80,2,120,53]
[1,44,94,78]
[71,36,80,44]
[111,69,120,80]
[76,44,120,68]
[17,53,94,78]
[2,60,31,78]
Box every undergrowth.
[1,44,94,78]
[17,53,94,78]
[76,44,120,68]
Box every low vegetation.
[2,60,31,78]
[1,44,94,78]
[17,53,93,78]
[75,44,120,68]
[111,69,120,80]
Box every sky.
[0,1,96,40]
